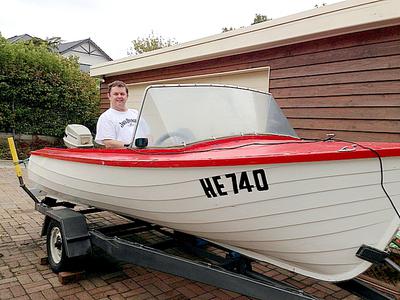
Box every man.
[95,80,149,148]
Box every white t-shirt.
[95,108,149,145]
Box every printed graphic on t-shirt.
[119,118,136,128]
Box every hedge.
[0,36,100,137]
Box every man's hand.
[103,139,126,149]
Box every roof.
[7,34,33,43]
[90,0,400,77]
[58,39,86,53]
[7,35,112,61]
[58,38,112,61]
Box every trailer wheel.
[47,220,69,272]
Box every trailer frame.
[35,199,397,300]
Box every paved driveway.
[0,164,359,300]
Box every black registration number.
[199,169,269,198]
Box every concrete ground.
[0,163,362,300]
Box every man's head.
[108,81,129,112]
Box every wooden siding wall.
[101,25,400,142]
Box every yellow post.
[7,137,38,203]
[7,137,23,177]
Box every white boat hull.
[28,155,400,282]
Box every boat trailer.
[36,198,317,300]
[7,138,400,300]
[33,199,399,300]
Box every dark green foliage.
[251,14,271,25]
[0,36,100,137]
[222,13,272,33]
[222,27,235,32]
[314,3,327,8]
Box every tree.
[222,27,235,32]
[222,13,272,32]
[17,36,62,52]
[0,36,100,137]
[314,2,327,8]
[128,31,178,55]
[251,14,271,25]
[46,37,62,52]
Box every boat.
[27,84,400,282]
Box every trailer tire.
[47,219,69,272]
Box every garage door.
[127,67,270,109]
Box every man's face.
[109,86,128,112]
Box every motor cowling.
[63,124,93,148]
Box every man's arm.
[103,139,125,149]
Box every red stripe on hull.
[30,136,400,168]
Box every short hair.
[108,80,128,95]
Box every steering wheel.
[155,128,195,146]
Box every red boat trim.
[30,136,400,168]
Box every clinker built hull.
[28,141,400,282]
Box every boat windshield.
[134,85,298,148]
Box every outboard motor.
[63,124,94,148]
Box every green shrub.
[0,36,100,137]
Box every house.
[7,35,112,72]
[57,38,112,72]
[90,0,400,142]
[7,33,34,43]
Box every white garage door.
[127,67,270,109]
